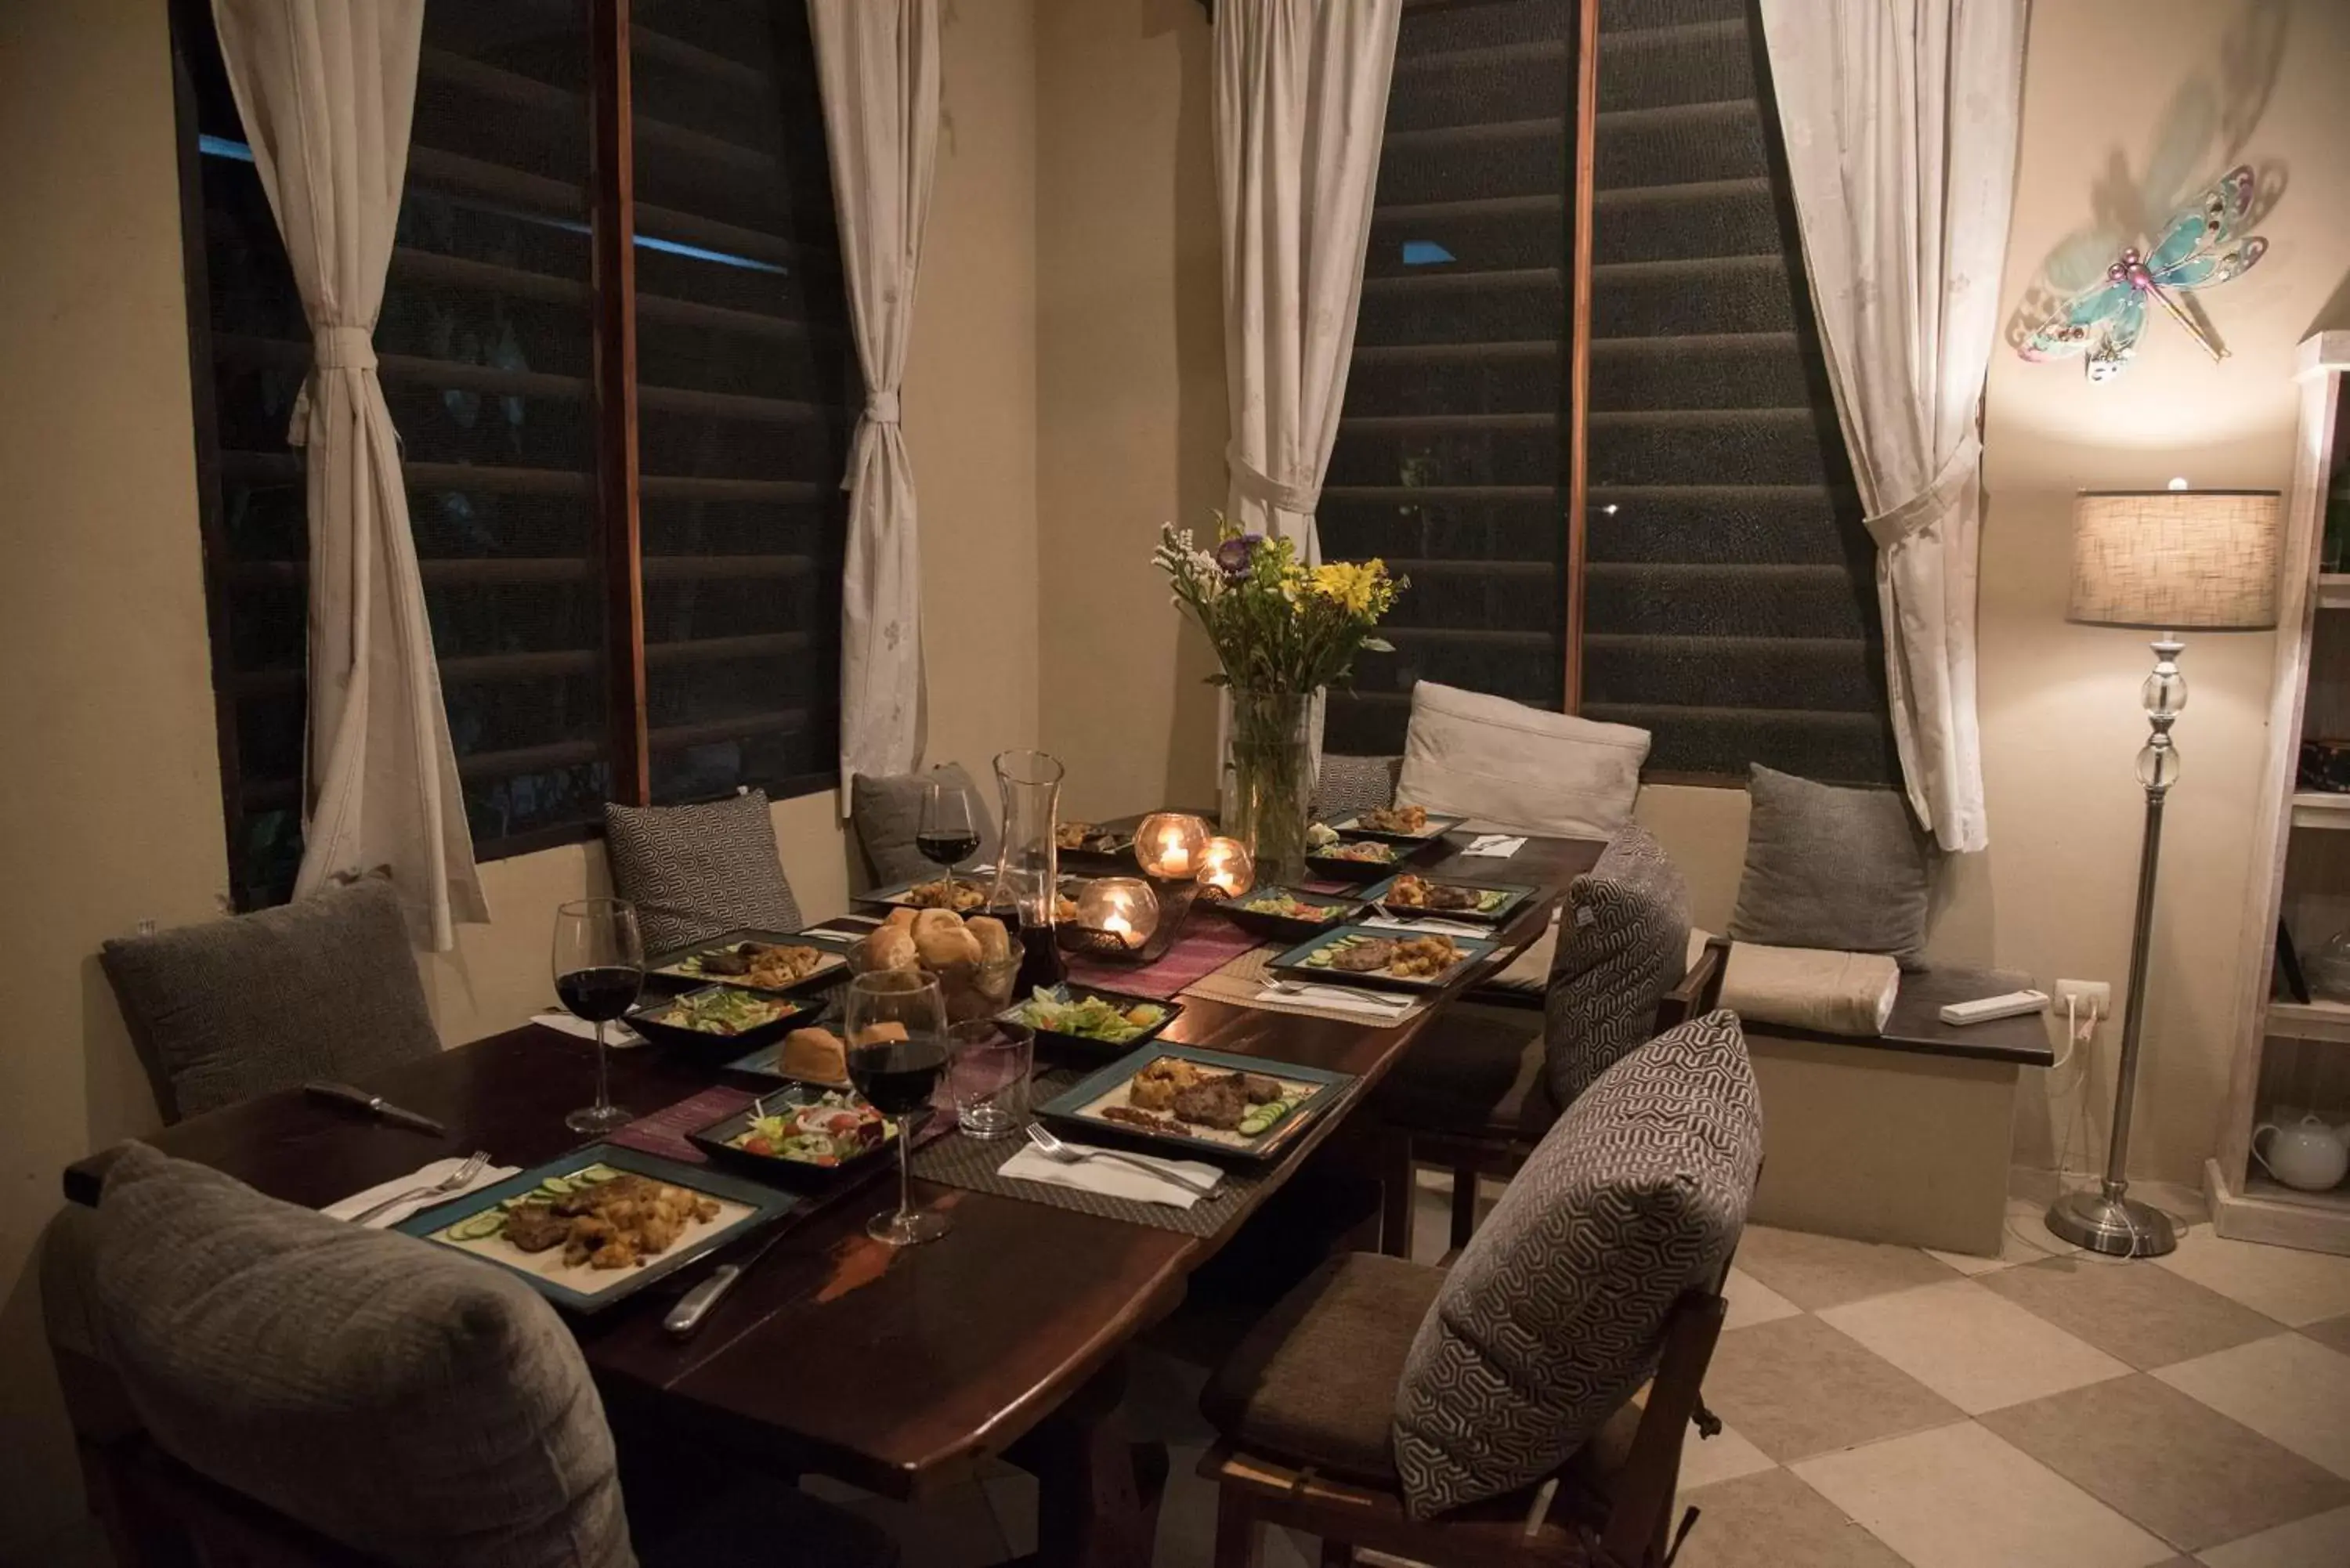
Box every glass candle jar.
[1134,812,1210,880]
[1075,877,1160,950]
[1195,836,1255,900]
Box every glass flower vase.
[1221,688,1315,885]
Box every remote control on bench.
[1939,989,2049,1027]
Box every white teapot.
[2253,1114,2350,1192]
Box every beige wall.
[1036,0,1226,822]
[0,2,1037,1556]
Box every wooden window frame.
[169,0,843,909]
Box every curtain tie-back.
[1864,431,1982,551]
[863,389,902,425]
[1225,442,1321,516]
[288,326,381,446]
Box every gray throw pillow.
[604,790,802,955]
[87,1143,635,1568]
[1312,753,1403,822]
[1729,764,1932,965]
[851,763,1000,889]
[100,876,439,1123]
[1393,1010,1762,1519]
[1545,822,1690,1106]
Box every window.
[1323,0,1895,786]
[173,0,855,909]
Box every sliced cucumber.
[574,1165,622,1183]
[446,1209,506,1242]
[539,1176,576,1196]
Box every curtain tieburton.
[288,325,381,446]
[1224,442,1321,517]
[1864,430,1982,551]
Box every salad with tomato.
[728,1091,891,1167]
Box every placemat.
[909,1064,1310,1237]
[1178,945,1434,1026]
[1062,914,1262,999]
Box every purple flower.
[1215,534,1264,578]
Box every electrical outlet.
[2055,979,2111,1021]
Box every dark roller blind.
[1578,0,1893,782]
[630,0,855,805]
[1322,0,1580,757]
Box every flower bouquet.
[1153,518,1405,879]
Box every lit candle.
[1134,812,1210,880]
[1076,876,1160,951]
[1103,910,1141,948]
[1196,836,1256,900]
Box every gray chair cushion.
[100,877,439,1123]
[1393,1010,1762,1519]
[1729,764,1931,966]
[1313,753,1403,822]
[851,763,1000,889]
[85,1143,634,1568]
[1375,1005,1556,1143]
[604,790,802,955]
[1545,823,1692,1106]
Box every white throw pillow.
[1396,681,1649,839]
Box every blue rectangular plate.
[1267,923,1501,994]
[1325,809,1467,844]
[396,1143,801,1316]
[1355,874,1537,926]
[645,927,856,995]
[1036,1042,1355,1163]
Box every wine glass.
[916,776,982,891]
[552,898,644,1134]
[843,968,951,1246]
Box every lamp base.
[2044,1188,2178,1259]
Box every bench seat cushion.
[1375,1007,1556,1143]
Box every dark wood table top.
[63,831,1604,1499]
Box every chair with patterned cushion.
[42,1143,895,1568]
[604,789,805,956]
[851,762,1002,890]
[100,876,441,1125]
[1202,1012,1762,1568]
[1375,823,1719,1257]
[1313,753,1404,822]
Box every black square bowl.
[1213,886,1363,945]
[623,985,825,1064]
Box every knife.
[665,1226,789,1339]
[303,1080,448,1137]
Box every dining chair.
[1376,825,1716,1258]
[604,788,807,954]
[42,1143,897,1568]
[99,874,441,1123]
[850,761,1002,889]
[1201,1012,1762,1568]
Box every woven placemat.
[909,1064,1314,1237]
[1178,945,1434,1026]
[1062,916,1264,1000]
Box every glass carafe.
[988,749,1068,992]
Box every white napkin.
[322,1157,520,1229]
[1461,833,1528,858]
[797,927,872,942]
[1000,1142,1223,1209]
[530,1013,647,1048]
[1361,913,1489,938]
[1254,982,1417,1019]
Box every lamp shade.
[2068,490,2281,630]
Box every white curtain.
[808,0,940,794]
[213,0,486,947]
[1212,0,1401,556]
[1757,0,2026,853]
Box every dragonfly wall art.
[2020,164,2268,381]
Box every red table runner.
[1061,914,1264,999]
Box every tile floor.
[797,1175,2350,1568]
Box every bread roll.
[915,920,983,972]
[860,927,918,973]
[853,1021,909,1047]
[966,915,1011,966]
[779,1028,848,1086]
[884,906,920,930]
[911,908,964,941]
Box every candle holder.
[1060,869,1198,964]
[1195,836,1256,901]
[1135,812,1211,881]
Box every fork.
[348,1150,494,1226]
[1264,978,1415,1013]
[1024,1123,1221,1196]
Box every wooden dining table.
[63,829,1603,1566]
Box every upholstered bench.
[1737,963,2054,1255]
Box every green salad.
[646,987,791,1035]
[729,1092,890,1166]
[1011,988,1168,1043]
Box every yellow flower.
[1309,559,1386,616]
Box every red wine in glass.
[847,1035,950,1117]
[916,831,982,869]
[555,966,643,1023]
[917,778,981,877]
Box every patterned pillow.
[1544,822,1691,1106]
[1392,1010,1762,1519]
[1313,753,1402,821]
[604,790,803,955]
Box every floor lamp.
[2048,488,2280,1259]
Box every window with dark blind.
[174,0,852,909]
[1323,0,1895,786]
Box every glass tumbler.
[948,1018,1034,1139]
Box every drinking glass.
[551,898,644,1134]
[844,969,952,1246]
[916,776,982,878]
[947,1018,1034,1139]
